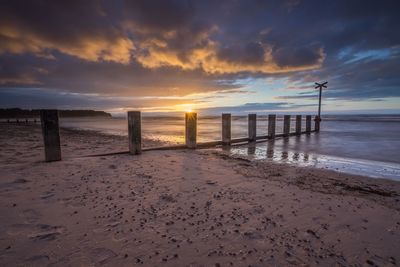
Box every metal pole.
[315,81,326,132]
[318,86,322,118]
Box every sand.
[0,123,400,266]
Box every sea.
[59,114,400,181]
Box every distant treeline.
[0,108,112,118]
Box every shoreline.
[226,144,400,181]
[1,124,400,266]
[4,122,399,181]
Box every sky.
[0,0,399,115]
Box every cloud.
[0,0,326,74]
[132,29,324,74]
[0,0,399,110]
[124,0,195,32]
[0,0,134,64]
[281,46,400,100]
[273,45,325,68]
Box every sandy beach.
[1,123,400,266]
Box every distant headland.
[0,108,112,118]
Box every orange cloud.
[0,25,134,64]
[0,18,324,74]
[135,37,325,74]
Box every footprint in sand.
[24,255,50,266]
[112,231,127,242]
[40,191,55,200]
[0,178,30,192]
[20,209,42,223]
[6,224,34,235]
[29,224,66,241]
[90,248,117,265]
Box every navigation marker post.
[314,81,327,132]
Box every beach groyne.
[37,110,320,161]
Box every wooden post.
[222,113,231,145]
[40,110,61,162]
[268,114,276,138]
[248,114,257,142]
[185,112,197,148]
[283,115,291,136]
[128,111,141,155]
[314,116,321,132]
[306,115,311,133]
[296,115,302,135]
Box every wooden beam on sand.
[268,114,276,138]
[128,111,142,155]
[185,112,197,149]
[248,114,257,142]
[283,115,291,137]
[40,109,61,162]
[222,113,231,145]
[296,115,302,135]
[82,129,318,158]
[306,115,312,133]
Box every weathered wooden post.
[40,109,61,162]
[296,115,302,135]
[268,114,276,138]
[306,115,311,133]
[314,116,321,132]
[185,112,197,148]
[283,115,291,137]
[222,113,231,145]
[128,111,141,155]
[248,114,257,142]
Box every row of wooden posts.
[183,113,319,149]
[39,110,320,162]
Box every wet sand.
[1,123,400,266]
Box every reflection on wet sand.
[224,135,400,181]
[229,137,314,164]
[247,143,256,155]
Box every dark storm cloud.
[217,42,266,65]
[273,45,324,68]
[0,53,245,97]
[124,0,195,31]
[0,0,399,109]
